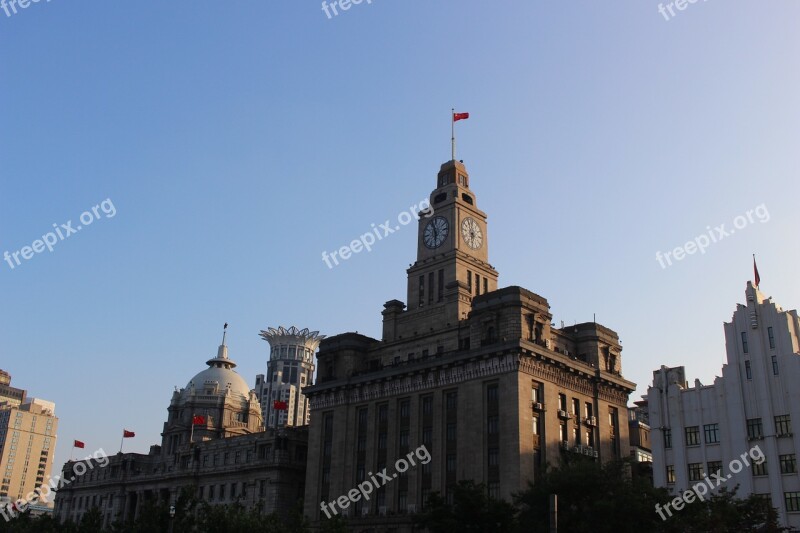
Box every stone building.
[255,326,324,428]
[53,336,308,528]
[648,281,800,529]
[303,159,637,530]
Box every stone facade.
[52,338,308,528]
[302,159,636,531]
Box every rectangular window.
[742,331,749,353]
[688,463,704,481]
[418,275,425,307]
[772,356,779,375]
[475,274,481,295]
[747,418,763,439]
[558,393,567,411]
[488,448,498,467]
[707,461,722,476]
[704,423,720,444]
[685,426,700,446]
[487,416,499,435]
[531,384,541,404]
[422,396,433,416]
[780,454,797,474]
[753,459,768,476]
[768,327,775,349]
[532,415,539,435]
[428,272,434,305]
[446,392,457,411]
[572,398,580,416]
[786,492,800,512]
[666,465,675,484]
[438,269,444,302]
[487,384,499,404]
[400,400,410,419]
[446,422,457,442]
[744,360,752,380]
[664,428,672,449]
[467,271,472,293]
[399,430,409,448]
[378,404,388,422]
[446,453,457,473]
[776,415,792,437]
[483,277,488,294]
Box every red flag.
[273,400,288,411]
[753,256,761,288]
[192,415,206,425]
[73,440,85,449]
[453,112,469,122]
[123,430,135,438]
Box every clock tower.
[405,159,499,325]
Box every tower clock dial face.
[461,217,483,249]
[423,216,449,249]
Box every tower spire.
[222,322,228,345]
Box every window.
[559,422,567,443]
[707,461,722,476]
[475,274,481,296]
[488,448,498,467]
[688,463,704,481]
[664,428,672,449]
[378,404,388,422]
[487,385,499,404]
[666,465,675,484]
[768,327,775,349]
[747,418,763,439]
[572,398,580,416]
[780,454,797,474]
[400,400,410,419]
[685,426,700,446]
[418,275,424,307]
[775,415,792,437]
[753,459,768,476]
[532,415,540,435]
[704,423,720,444]
[399,430,409,448]
[745,360,752,380]
[742,331,749,353]
[488,482,500,499]
[446,392,457,411]
[785,492,800,512]
[558,394,567,412]
[483,277,488,294]
[772,356,779,375]
[428,272,434,304]
[467,271,472,293]
[438,269,444,302]
[422,396,432,416]
[487,416,499,435]
[446,423,457,442]
[531,384,541,404]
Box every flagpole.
[451,108,455,162]
[190,415,195,444]
[70,444,75,462]
[119,432,124,454]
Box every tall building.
[0,398,58,508]
[648,282,800,529]
[54,334,307,528]
[255,326,324,428]
[303,159,636,530]
[0,370,26,408]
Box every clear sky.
[1,1,798,474]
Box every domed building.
[161,338,263,457]
[53,329,308,528]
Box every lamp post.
[168,505,176,533]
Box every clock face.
[461,217,483,249]
[423,216,449,249]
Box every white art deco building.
[648,281,800,529]
[255,326,324,428]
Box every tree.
[415,480,518,533]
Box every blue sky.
[1,1,798,472]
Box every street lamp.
[168,505,176,533]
